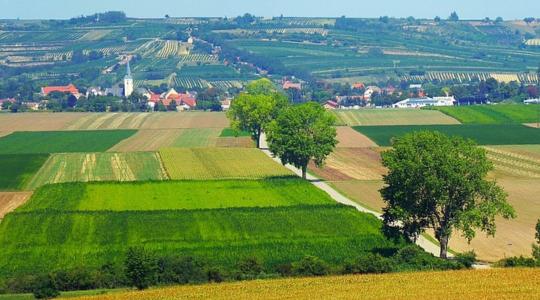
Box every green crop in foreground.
[220,128,251,137]
[432,105,540,124]
[0,154,49,191]
[20,179,334,212]
[0,206,396,277]
[354,124,540,146]
[160,148,292,179]
[0,130,137,154]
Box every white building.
[524,99,540,104]
[124,61,134,98]
[393,96,455,108]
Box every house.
[393,96,455,108]
[524,98,540,104]
[41,84,81,98]
[105,85,124,98]
[364,86,381,100]
[352,82,365,90]
[149,88,197,111]
[409,84,422,89]
[86,87,105,97]
[324,100,339,110]
[283,81,302,90]
[221,98,232,111]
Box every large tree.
[267,102,337,179]
[380,131,515,258]
[227,79,288,148]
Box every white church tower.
[124,61,134,98]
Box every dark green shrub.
[344,253,393,274]
[275,263,293,276]
[291,256,329,276]
[455,251,476,268]
[157,256,206,284]
[5,274,38,293]
[52,267,98,291]
[235,257,263,279]
[32,274,59,299]
[206,267,224,283]
[394,245,462,271]
[124,247,156,290]
[497,256,537,268]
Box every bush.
[124,247,156,290]
[275,263,293,277]
[291,256,329,276]
[235,257,263,279]
[206,267,224,283]
[344,253,393,274]
[53,267,98,291]
[157,256,206,284]
[533,245,540,262]
[497,256,538,268]
[32,274,59,299]
[394,245,462,271]
[455,251,477,268]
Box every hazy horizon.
[0,0,539,20]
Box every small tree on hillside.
[267,102,337,179]
[227,79,288,148]
[448,11,460,22]
[380,131,515,258]
[533,219,540,261]
[124,247,155,290]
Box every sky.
[0,0,539,20]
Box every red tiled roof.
[283,81,302,90]
[41,84,79,96]
[163,93,197,107]
[352,83,365,89]
[149,93,161,102]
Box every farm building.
[147,88,197,111]
[524,98,540,104]
[0,98,15,110]
[352,82,365,90]
[393,96,455,108]
[283,81,302,90]
[324,100,339,110]
[41,84,81,98]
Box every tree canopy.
[267,102,337,179]
[227,79,288,148]
[380,131,515,258]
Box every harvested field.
[0,130,136,154]
[310,148,386,181]
[75,269,540,300]
[0,192,31,219]
[66,112,229,130]
[449,178,540,262]
[524,123,540,128]
[336,126,377,148]
[108,129,184,152]
[334,109,460,126]
[25,152,168,189]
[0,132,11,138]
[485,145,540,178]
[331,180,385,213]
[160,148,292,179]
[0,113,89,131]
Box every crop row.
[402,72,539,84]
[525,39,540,46]
[178,53,219,66]
[485,147,540,178]
[156,40,192,58]
[173,77,212,89]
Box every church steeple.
[124,60,134,97]
[125,61,132,79]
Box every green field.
[334,109,460,126]
[160,148,292,179]
[0,179,399,277]
[0,154,49,191]
[0,131,137,154]
[20,179,334,211]
[25,152,168,190]
[433,105,540,124]
[171,128,222,147]
[353,124,540,146]
[220,128,251,137]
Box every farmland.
[0,192,32,219]
[74,269,540,300]
[334,109,460,126]
[354,124,540,146]
[0,130,136,154]
[20,179,334,212]
[0,113,90,132]
[25,152,168,190]
[0,154,48,190]
[160,148,292,179]
[0,178,399,277]
[432,105,540,124]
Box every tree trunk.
[301,165,307,180]
[256,128,261,149]
[439,235,449,259]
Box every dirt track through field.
[0,192,32,219]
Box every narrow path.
[259,133,443,257]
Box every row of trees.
[227,79,337,179]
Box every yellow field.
[310,148,386,181]
[0,192,32,219]
[74,269,540,300]
[160,148,292,180]
[335,126,377,147]
[109,129,185,152]
[0,113,91,131]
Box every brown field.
[0,192,32,219]
[0,113,89,131]
[331,180,385,213]
[334,109,460,126]
[108,129,184,152]
[336,126,377,148]
[310,148,386,181]
[66,112,229,130]
[0,131,12,138]
[75,269,540,300]
[523,123,540,128]
[449,178,540,262]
